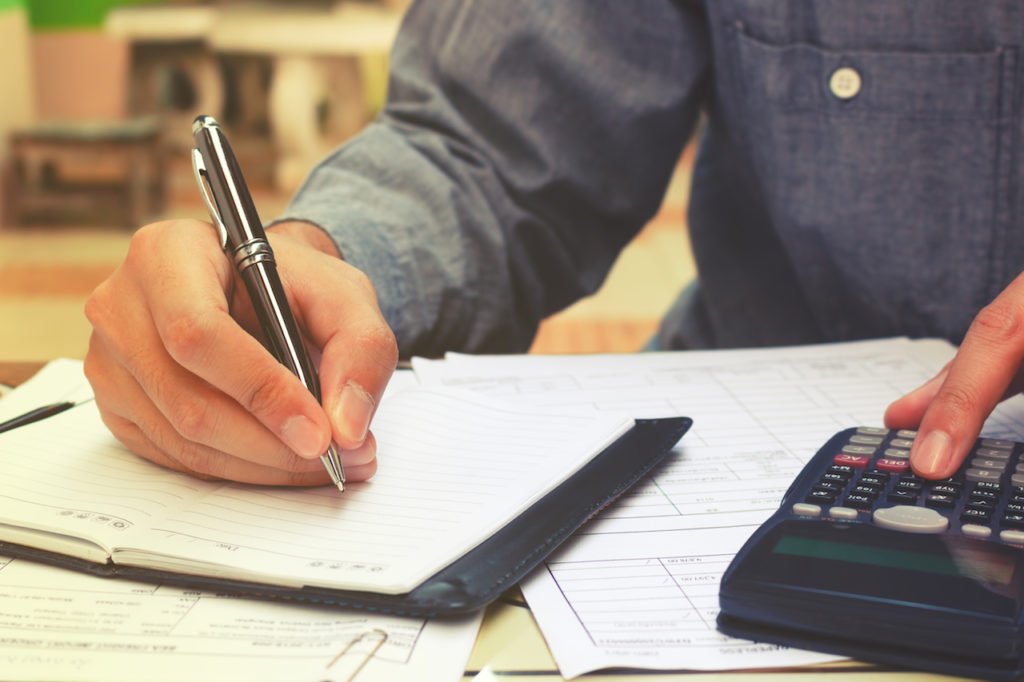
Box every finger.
[87,271,321,473]
[277,248,398,450]
[884,363,950,430]
[910,278,1024,478]
[91,359,330,486]
[133,222,334,461]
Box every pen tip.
[336,481,345,493]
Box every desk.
[0,361,966,682]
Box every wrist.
[267,220,342,260]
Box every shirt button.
[829,66,862,100]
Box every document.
[0,553,481,682]
[0,362,633,597]
[413,338,1024,677]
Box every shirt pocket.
[727,23,1017,340]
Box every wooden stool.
[6,118,164,228]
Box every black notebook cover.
[0,416,690,617]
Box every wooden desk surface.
[0,362,969,682]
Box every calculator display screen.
[773,535,1016,586]
[735,521,1024,619]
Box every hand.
[885,275,1024,479]
[84,219,397,485]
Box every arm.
[278,0,710,356]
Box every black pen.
[0,401,77,434]
[190,115,346,492]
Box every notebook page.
[115,387,633,594]
[0,400,218,558]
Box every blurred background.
[0,0,694,362]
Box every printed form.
[414,338,1024,678]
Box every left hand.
[885,274,1024,479]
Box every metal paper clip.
[320,628,389,682]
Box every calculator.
[718,427,1024,681]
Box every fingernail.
[335,381,374,446]
[914,430,952,476]
[281,415,326,459]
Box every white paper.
[0,554,480,682]
[413,338,1024,677]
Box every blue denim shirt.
[281,0,1024,356]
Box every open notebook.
[0,361,689,615]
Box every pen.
[190,115,346,492]
[0,400,77,434]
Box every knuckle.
[162,312,214,365]
[242,370,289,418]
[935,383,980,416]
[971,302,1024,346]
[355,323,399,368]
[168,397,215,442]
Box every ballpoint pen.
[190,115,346,492]
[0,400,79,434]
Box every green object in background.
[0,0,25,13]
[25,0,161,30]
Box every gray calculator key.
[873,505,949,534]
[897,430,918,439]
[884,448,910,459]
[981,438,1014,449]
[1016,463,1024,473]
[967,468,1004,482]
[850,435,884,445]
[857,426,889,436]
[978,448,1012,459]
[829,507,859,520]
[1012,473,1024,487]
[1000,530,1024,544]
[842,445,877,456]
[792,503,822,517]
[962,524,992,539]
[890,438,915,449]
[972,458,1008,471]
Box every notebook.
[0,361,689,616]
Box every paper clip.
[321,628,389,682]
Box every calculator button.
[981,438,1014,449]
[841,444,877,456]
[962,508,993,524]
[861,472,890,484]
[1001,513,1024,529]
[887,490,919,504]
[876,458,910,473]
[966,499,996,512]
[792,503,822,517]
[971,490,999,503]
[1012,495,1024,505]
[1001,530,1024,545]
[828,465,856,478]
[814,481,843,493]
[961,524,992,539]
[967,468,1004,483]
[873,506,949,534]
[978,448,1013,459]
[896,478,923,492]
[856,426,889,436]
[930,484,961,496]
[854,477,883,491]
[821,473,849,485]
[925,494,956,509]
[845,494,875,510]
[851,485,880,498]
[1005,503,1024,515]
[829,507,860,520]
[897,430,918,439]
[975,481,1003,494]
[972,458,1008,471]
[850,435,884,445]
[834,454,870,468]
[807,490,837,504]
[1012,474,1024,487]
[889,438,915,449]
[883,448,910,459]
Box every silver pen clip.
[191,147,229,249]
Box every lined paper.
[0,364,632,594]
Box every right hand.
[84,219,398,486]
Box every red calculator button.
[834,454,869,468]
[876,458,911,473]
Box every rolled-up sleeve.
[278,0,710,357]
